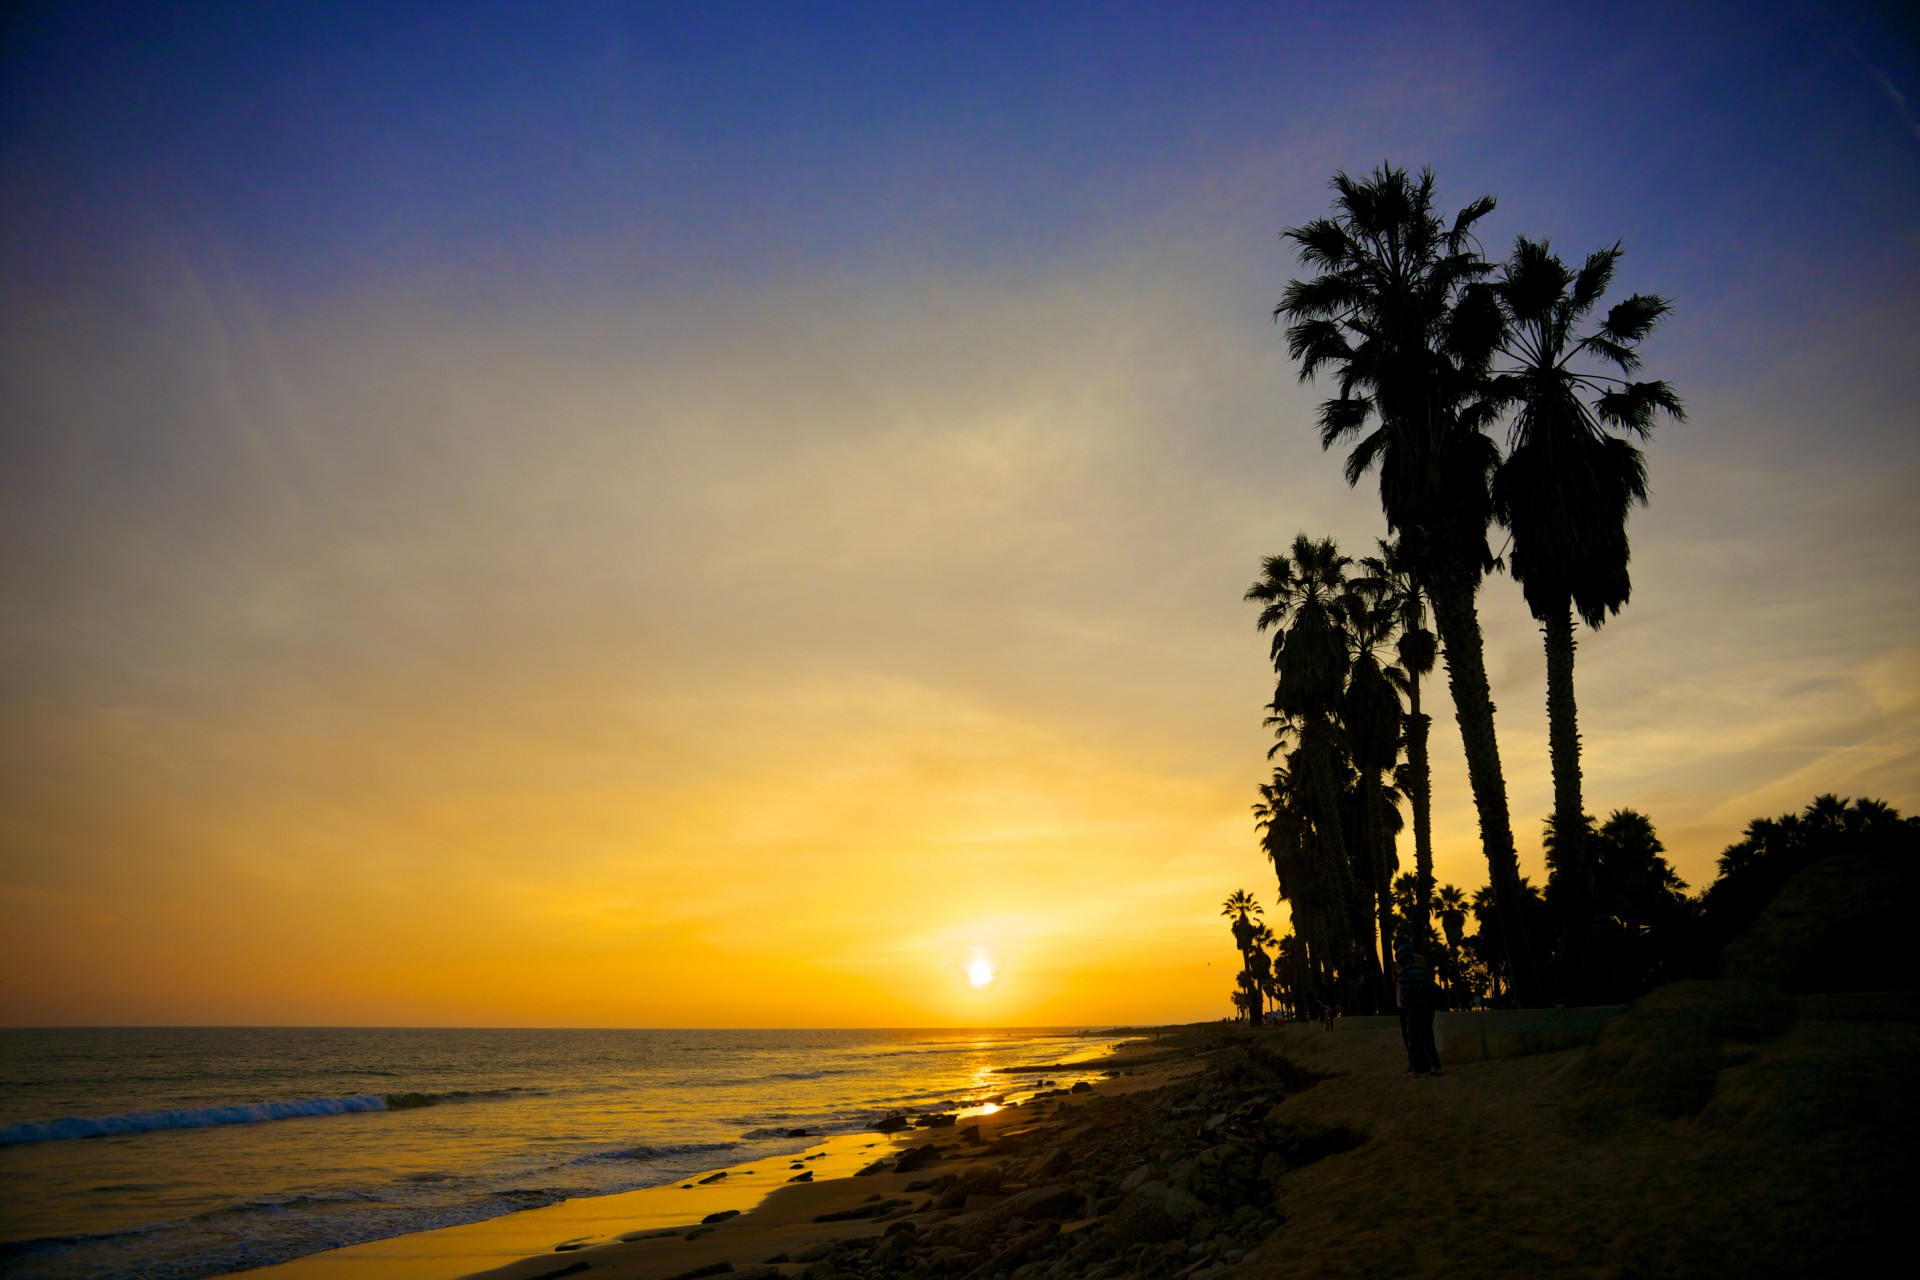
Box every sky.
[2,1,1916,1027]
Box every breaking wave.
[0,1087,532,1146]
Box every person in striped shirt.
[1396,940,1443,1076]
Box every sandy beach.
[236,989,1909,1280]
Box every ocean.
[0,1026,1133,1280]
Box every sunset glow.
[1,4,1914,1029]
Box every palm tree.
[1249,535,1390,1009]
[1341,583,1405,982]
[1435,882,1468,1004]
[1248,921,1277,1022]
[1222,889,1264,1023]
[1357,536,1438,933]
[1254,764,1347,1010]
[1278,164,1539,1003]
[1485,237,1683,1001]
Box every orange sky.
[3,6,1917,1026]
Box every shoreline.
[241,993,1909,1278]
[234,1034,1174,1280]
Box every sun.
[967,958,995,988]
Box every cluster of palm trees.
[1247,163,1683,1011]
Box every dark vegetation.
[1225,164,1918,1017]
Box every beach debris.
[697,1170,729,1184]
[701,1208,741,1224]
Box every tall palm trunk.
[1406,682,1434,933]
[1357,771,1395,1004]
[1303,731,1381,1010]
[1425,563,1539,1004]
[1543,601,1594,1002]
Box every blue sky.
[2,2,1916,1024]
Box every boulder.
[991,1184,1084,1222]
[814,1197,910,1223]
[894,1143,943,1174]
[664,1265,734,1280]
[872,1114,909,1133]
[701,1209,741,1225]
[1100,1181,1204,1249]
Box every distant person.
[1396,942,1442,1076]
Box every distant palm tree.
[1248,922,1277,1021]
[1485,237,1683,1001]
[1278,164,1539,1004]
[1357,537,1438,932]
[1222,889,1264,1023]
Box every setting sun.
[967,958,996,988]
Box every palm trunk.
[1368,776,1397,998]
[1359,772,1396,1008]
[1407,681,1434,933]
[1425,563,1539,1005]
[1307,740,1383,1012]
[1543,601,1592,1003]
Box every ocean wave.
[0,1085,544,1146]
[0,1096,390,1147]
[0,1184,573,1280]
[569,1140,739,1166]
[382,1087,533,1109]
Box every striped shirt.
[1396,953,1430,1006]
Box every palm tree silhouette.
[1222,889,1264,1023]
[1249,535,1391,1008]
[1255,764,1347,1010]
[1357,536,1437,932]
[1484,237,1683,1000]
[1277,164,1538,1003]
[1342,582,1406,986]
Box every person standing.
[1396,941,1442,1075]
